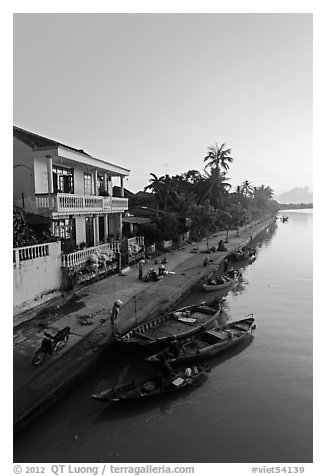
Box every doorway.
[85,217,94,247]
[99,216,105,242]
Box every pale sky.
[13,13,312,195]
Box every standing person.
[110,299,123,337]
[223,257,229,273]
[138,259,145,280]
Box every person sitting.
[146,268,160,281]
[159,356,174,381]
[169,340,185,358]
[158,264,166,276]
[218,239,227,251]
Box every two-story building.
[13,126,130,250]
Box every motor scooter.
[32,326,70,366]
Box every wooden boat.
[146,314,255,365]
[115,301,221,351]
[202,269,240,292]
[91,365,209,402]
[229,248,256,262]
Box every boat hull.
[146,316,255,365]
[91,366,209,402]
[115,302,221,352]
[202,279,234,292]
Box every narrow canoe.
[115,301,221,351]
[91,365,209,402]
[146,315,255,365]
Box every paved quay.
[13,216,275,434]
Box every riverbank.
[13,216,275,435]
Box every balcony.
[35,193,128,214]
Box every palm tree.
[257,185,274,200]
[203,143,234,173]
[241,180,254,197]
[200,169,232,209]
[144,173,175,212]
[144,173,165,213]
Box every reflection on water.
[14,210,313,464]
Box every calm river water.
[14,210,313,463]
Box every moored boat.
[115,301,221,351]
[202,269,240,292]
[229,247,256,262]
[91,365,209,402]
[146,314,255,365]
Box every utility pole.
[133,290,137,326]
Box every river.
[14,209,313,463]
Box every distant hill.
[275,187,313,204]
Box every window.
[54,219,72,239]
[84,173,92,195]
[52,165,74,194]
[97,174,105,194]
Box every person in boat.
[218,239,227,252]
[168,339,185,358]
[161,257,168,265]
[158,355,174,380]
[110,299,123,337]
[227,268,237,279]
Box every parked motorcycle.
[32,326,71,366]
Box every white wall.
[73,166,86,195]
[13,242,62,310]
[75,215,86,245]
[34,157,49,194]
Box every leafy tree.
[13,207,37,247]
[169,191,197,218]
[190,199,216,241]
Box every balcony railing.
[35,193,128,214]
[61,241,121,268]
[13,242,61,266]
[13,243,50,266]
